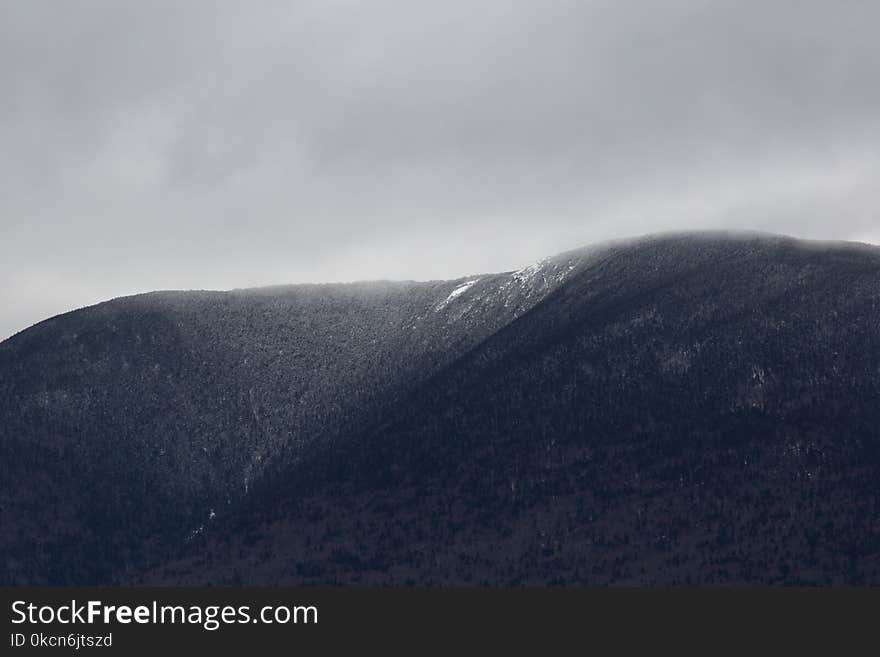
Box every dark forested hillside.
[0,252,581,584]
[5,232,880,585]
[136,233,880,586]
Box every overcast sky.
[2,0,879,340]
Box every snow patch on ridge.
[513,258,548,283]
[436,279,479,311]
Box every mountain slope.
[0,253,583,584]
[137,233,880,586]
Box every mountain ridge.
[0,242,587,584]
[4,231,880,585]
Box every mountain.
[5,232,880,585]
[0,250,582,584]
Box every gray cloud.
[2,0,879,339]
